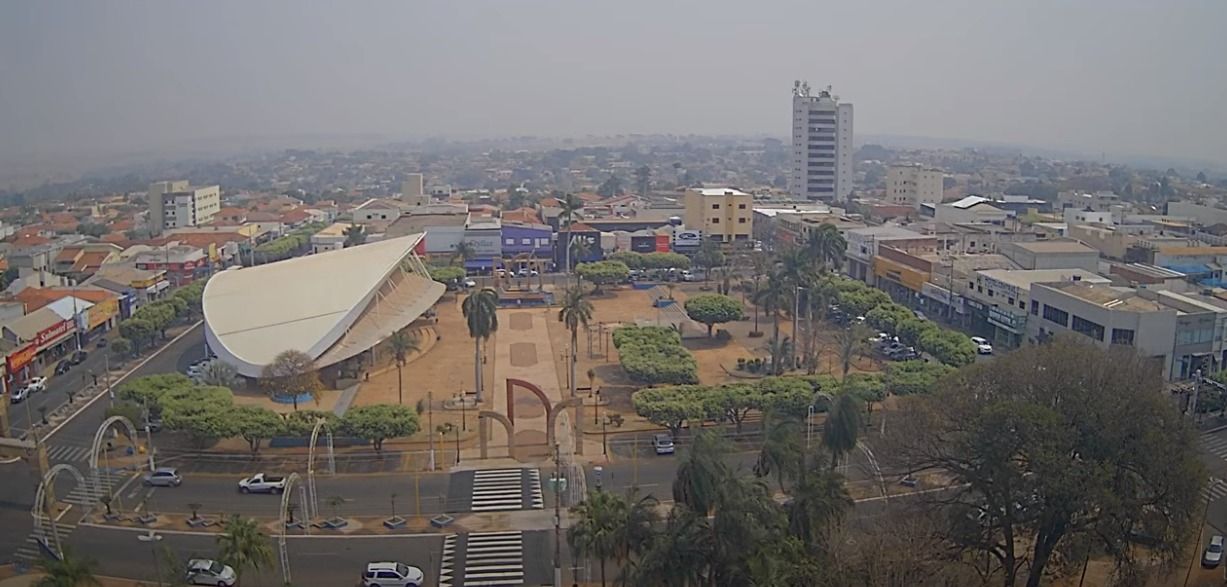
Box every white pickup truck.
[237,473,287,494]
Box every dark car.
[95,338,109,348]
[54,361,72,375]
[69,350,88,365]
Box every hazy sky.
[2,0,1226,169]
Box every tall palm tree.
[36,548,102,587]
[451,240,477,267]
[786,462,853,553]
[754,411,803,492]
[461,287,499,402]
[822,391,861,469]
[559,192,583,274]
[569,237,593,285]
[216,514,273,581]
[803,223,847,272]
[558,287,593,398]
[342,223,366,248]
[752,273,790,354]
[569,489,658,587]
[672,431,731,516]
[387,328,420,405]
[628,506,712,587]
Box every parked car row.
[8,376,47,404]
[182,553,423,585]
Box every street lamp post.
[457,392,467,432]
[137,530,164,586]
[453,424,461,465]
[427,391,435,471]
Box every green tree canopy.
[340,404,421,452]
[428,265,466,284]
[882,360,953,396]
[887,337,1203,587]
[231,406,286,454]
[576,260,630,293]
[684,293,743,337]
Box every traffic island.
[382,516,407,529]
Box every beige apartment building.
[886,164,944,209]
[147,180,221,235]
[683,188,753,243]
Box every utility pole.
[427,391,435,471]
[1190,370,1202,418]
[553,442,562,587]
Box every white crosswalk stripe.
[1205,477,1227,503]
[10,471,133,563]
[470,468,543,512]
[439,531,525,587]
[44,444,94,463]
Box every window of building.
[1019,300,1026,310]
[738,218,747,224]
[505,238,515,245]
[987,289,994,298]
[711,218,720,224]
[968,281,975,289]
[1007,297,1015,306]
[1042,304,1069,327]
[738,203,747,209]
[1071,315,1105,341]
[521,238,532,245]
[1111,328,1135,346]
[711,204,720,210]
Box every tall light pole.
[427,391,436,471]
[792,285,806,371]
[137,530,164,586]
[553,442,562,587]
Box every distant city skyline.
[2,1,1226,174]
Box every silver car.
[143,467,182,487]
[1203,535,1224,568]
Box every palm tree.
[569,237,592,285]
[786,463,853,552]
[559,192,583,274]
[387,328,420,405]
[754,411,803,492]
[628,506,711,587]
[36,548,102,587]
[803,223,846,272]
[558,287,594,398]
[342,223,367,248]
[822,391,861,468]
[833,324,870,378]
[216,514,273,581]
[568,488,658,587]
[672,431,731,516]
[752,273,790,354]
[461,287,499,402]
[451,240,477,267]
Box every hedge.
[613,326,698,385]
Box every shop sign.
[88,298,119,330]
[34,319,73,349]
[6,343,37,373]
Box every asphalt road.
[70,524,446,587]
[133,471,456,518]
[7,339,116,435]
[0,323,206,562]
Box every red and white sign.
[33,319,73,349]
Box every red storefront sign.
[33,319,73,349]
[6,343,37,374]
[655,234,671,252]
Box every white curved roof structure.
[203,233,444,377]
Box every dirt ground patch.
[509,342,537,367]
[509,312,533,330]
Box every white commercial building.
[203,233,443,377]
[147,180,221,235]
[791,82,853,202]
[886,165,944,209]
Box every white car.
[970,337,994,355]
[25,377,47,393]
[10,386,31,404]
[362,561,424,587]
[461,278,477,289]
[185,559,237,586]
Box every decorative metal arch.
[89,415,140,496]
[478,410,516,459]
[547,397,586,456]
[32,463,88,560]
[306,418,334,521]
[505,378,552,424]
[278,472,304,586]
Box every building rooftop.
[948,195,992,209]
[693,188,749,197]
[1045,282,1165,312]
[846,225,927,240]
[978,269,1108,291]
[1009,240,1099,254]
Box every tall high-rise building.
[791,82,853,202]
[147,180,220,235]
